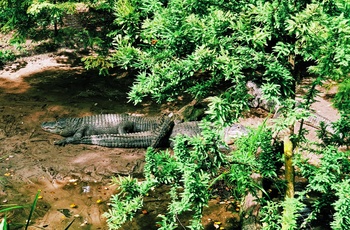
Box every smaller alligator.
[170,121,249,145]
[71,121,249,148]
[246,81,335,134]
[41,114,164,146]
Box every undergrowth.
[0,190,40,230]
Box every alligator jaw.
[41,121,61,133]
[41,120,69,136]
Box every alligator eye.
[55,120,64,129]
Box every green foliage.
[205,85,251,125]
[103,0,350,107]
[295,147,350,228]
[103,176,155,229]
[0,205,25,213]
[225,132,261,198]
[331,180,350,229]
[144,149,180,184]
[318,113,350,147]
[1,0,116,51]
[108,0,269,102]
[258,129,282,179]
[224,122,281,199]
[0,0,114,48]
[333,78,350,113]
[259,144,350,230]
[0,0,33,34]
[260,200,281,230]
[0,216,7,230]
[281,197,306,230]
[105,121,282,228]
[287,3,350,80]
[104,119,350,229]
[27,0,77,36]
[3,0,349,228]
[0,50,15,67]
[299,147,350,194]
[87,0,116,11]
[104,122,229,229]
[82,55,113,76]
[0,190,41,230]
[146,124,228,229]
[260,196,305,230]
[104,194,144,229]
[101,0,350,228]
[79,30,105,51]
[25,190,41,230]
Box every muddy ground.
[0,51,244,230]
[0,51,339,229]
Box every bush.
[0,50,15,67]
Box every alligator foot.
[54,140,67,146]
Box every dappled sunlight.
[0,53,71,94]
[0,54,67,80]
[0,77,30,94]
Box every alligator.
[41,112,249,148]
[41,114,166,146]
[169,121,248,145]
[41,81,334,148]
[246,81,335,134]
[69,116,175,148]
[72,121,249,148]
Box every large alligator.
[246,81,335,134]
[41,114,166,146]
[41,114,249,148]
[41,81,334,148]
[70,121,249,148]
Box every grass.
[0,190,41,230]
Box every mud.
[0,52,166,229]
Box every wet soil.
[0,51,340,229]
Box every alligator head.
[223,124,249,145]
[41,118,75,136]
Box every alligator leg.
[54,125,89,146]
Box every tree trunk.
[53,0,58,37]
[281,135,295,230]
[283,136,294,198]
[54,22,58,37]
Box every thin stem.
[296,78,320,145]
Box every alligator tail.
[74,132,155,148]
